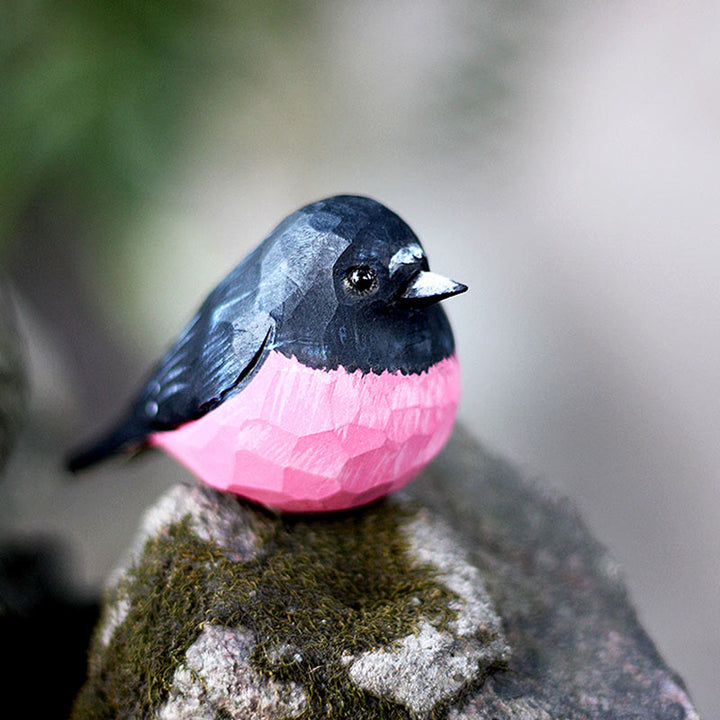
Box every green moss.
[72,501,457,720]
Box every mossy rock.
[72,429,701,719]
[72,483,507,720]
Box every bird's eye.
[343,265,379,296]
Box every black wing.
[66,246,276,472]
[66,204,350,472]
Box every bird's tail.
[65,418,147,473]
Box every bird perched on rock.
[67,195,467,512]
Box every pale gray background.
[3,2,718,716]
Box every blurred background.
[1,1,718,716]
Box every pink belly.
[150,351,460,512]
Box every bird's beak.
[399,271,468,305]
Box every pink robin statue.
[67,196,467,512]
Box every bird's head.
[269,195,467,374]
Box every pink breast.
[150,351,460,512]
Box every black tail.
[65,419,147,473]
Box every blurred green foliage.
[0,0,312,255]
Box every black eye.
[343,265,379,296]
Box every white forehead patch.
[389,243,425,274]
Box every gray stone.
[158,624,307,720]
[72,429,701,719]
[344,508,510,717]
[408,428,701,719]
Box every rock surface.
[71,429,701,719]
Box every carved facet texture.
[151,352,460,512]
